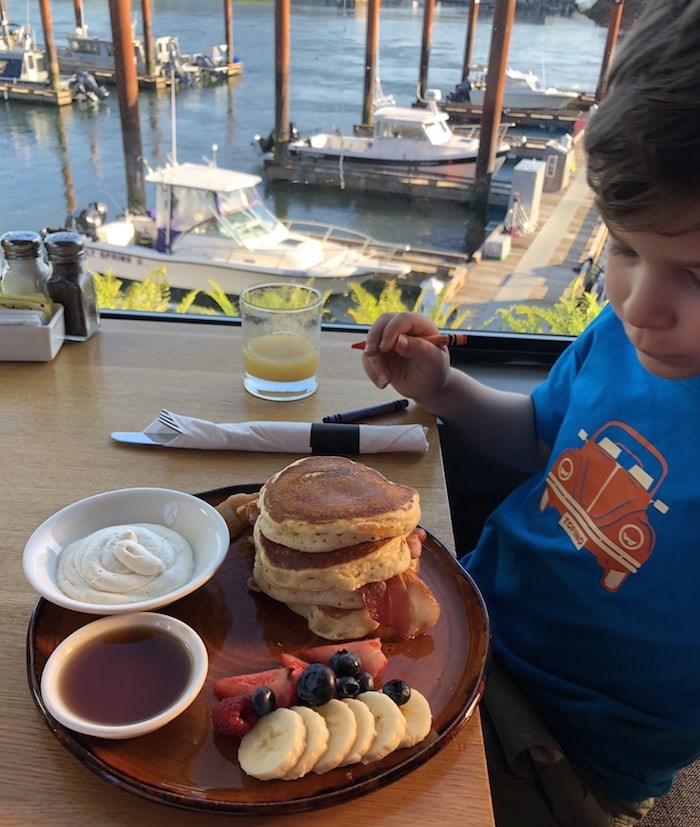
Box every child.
[361,2,700,824]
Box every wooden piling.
[38,0,61,93]
[224,0,235,74]
[361,0,380,127]
[141,0,156,78]
[461,0,480,83]
[417,0,435,101]
[0,0,11,44]
[108,0,146,214]
[274,0,291,151]
[474,0,515,183]
[595,0,624,101]
[72,0,85,30]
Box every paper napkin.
[143,411,428,454]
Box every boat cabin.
[0,46,48,83]
[144,163,283,252]
[373,105,454,147]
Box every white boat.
[278,90,510,182]
[448,67,581,110]
[68,157,411,295]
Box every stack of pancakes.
[250,455,429,640]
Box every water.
[1,0,608,254]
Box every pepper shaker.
[44,231,100,342]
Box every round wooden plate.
[27,484,491,814]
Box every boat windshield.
[186,187,279,241]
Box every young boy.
[361,2,700,824]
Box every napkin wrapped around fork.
[143,411,429,454]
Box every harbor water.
[1,0,609,254]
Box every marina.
[1,0,615,322]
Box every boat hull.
[286,146,508,184]
[85,240,389,296]
[468,88,579,110]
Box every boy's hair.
[585,0,700,231]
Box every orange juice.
[243,333,320,382]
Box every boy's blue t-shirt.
[461,305,700,802]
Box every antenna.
[170,66,177,164]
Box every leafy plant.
[492,278,606,336]
[346,279,471,329]
[93,266,471,330]
[94,268,170,312]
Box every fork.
[157,409,183,433]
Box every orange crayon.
[351,333,468,350]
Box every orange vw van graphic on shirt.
[539,421,669,591]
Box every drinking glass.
[240,283,323,401]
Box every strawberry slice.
[297,638,388,680]
[213,663,304,707]
[280,652,310,672]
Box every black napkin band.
[310,423,361,455]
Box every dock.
[264,156,512,207]
[0,82,73,106]
[450,136,607,329]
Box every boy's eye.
[682,269,700,288]
[609,241,638,259]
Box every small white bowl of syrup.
[40,611,208,739]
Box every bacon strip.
[361,569,440,639]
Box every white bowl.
[40,612,208,739]
[23,487,230,614]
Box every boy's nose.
[623,271,675,330]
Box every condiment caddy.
[0,229,100,361]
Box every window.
[3,0,619,354]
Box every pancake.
[257,456,420,553]
[253,521,411,593]
[286,602,380,641]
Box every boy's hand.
[361,312,451,405]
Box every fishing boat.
[448,67,582,111]
[0,24,108,102]
[66,154,411,295]
[56,27,200,84]
[266,90,510,183]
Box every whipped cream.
[56,524,194,604]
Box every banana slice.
[357,691,406,763]
[283,706,330,780]
[339,698,376,766]
[312,699,357,774]
[397,688,433,748]
[238,707,306,781]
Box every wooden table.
[1,318,494,827]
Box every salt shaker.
[0,231,51,296]
[44,232,100,342]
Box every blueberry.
[329,650,362,678]
[335,676,361,699]
[382,679,412,706]
[250,685,276,716]
[357,671,375,693]
[297,663,336,706]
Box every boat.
[64,154,412,295]
[0,24,108,102]
[180,45,242,82]
[447,67,582,111]
[56,27,201,85]
[265,90,510,183]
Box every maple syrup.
[59,626,192,726]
